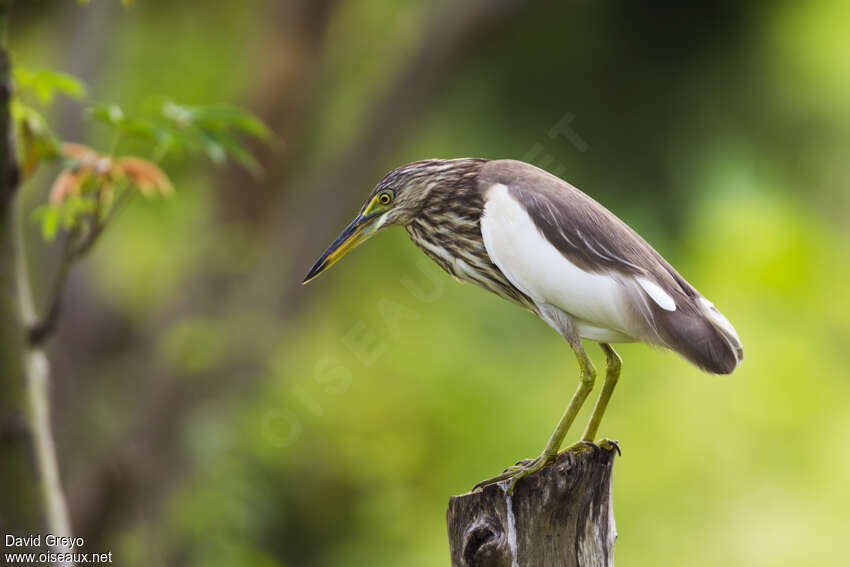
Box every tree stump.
[447,444,618,567]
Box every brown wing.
[477,159,742,374]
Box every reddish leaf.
[48,169,87,204]
[115,157,173,196]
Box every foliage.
[12,67,269,243]
[13,67,86,104]
[31,143,171,241]
[10,67,84,175]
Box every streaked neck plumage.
[398,158,536,311]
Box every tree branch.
[16,205,74,564]
[28,188,132,346]
[0,0,45,535]
[27,234,73,346]
[0,5,74,555]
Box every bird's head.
[302,158,485,284]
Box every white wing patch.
[697,297,741,346]
[481,184,635,339]
[635,275,677,311]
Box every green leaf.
[32,205,60,241]
[86,103,125,126]
[81,98,271,174]
[159,100,272,172]
[119,118,156,139]
[13,68,86,104]
[62,196,96,223]
[32,188,107,242]
[189,104,272,139]
[150,125,185,160]
[11,100,63,173]
[161,101,271,139]
[161,101,194,128]
[203,139,227,165]
[211,130,263,176]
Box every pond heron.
[303,158,743,492]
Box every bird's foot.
[472,440,620,495]
[472,453,556,495]
[565,439,600,453]
[572,438,621,455]
[596,438,621,455]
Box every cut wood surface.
[447,444,618,567]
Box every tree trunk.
[0,5,45,534]
[447,445,618,567]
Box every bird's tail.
[660,296,743,375]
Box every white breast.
[480,184,637,342]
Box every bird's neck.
[413,159,486,223]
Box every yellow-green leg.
[473,337,596,493]
[581,343,621,442]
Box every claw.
[598,438,621,456]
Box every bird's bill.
[302,213,379,284]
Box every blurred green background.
[8,0,850,565]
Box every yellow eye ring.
[378,191,392,206]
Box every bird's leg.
[473,338,596,493]
[537,338,597,457]
[581,343,622,442]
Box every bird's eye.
[378,191,393,206]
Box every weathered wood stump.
[447,444,618,567]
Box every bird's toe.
[597,438,621,455]
[565,440,600,453]
[472,453,556,494]
[510,458,534,469]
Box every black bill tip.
[302,259,327,284]
[301,212,373,285]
